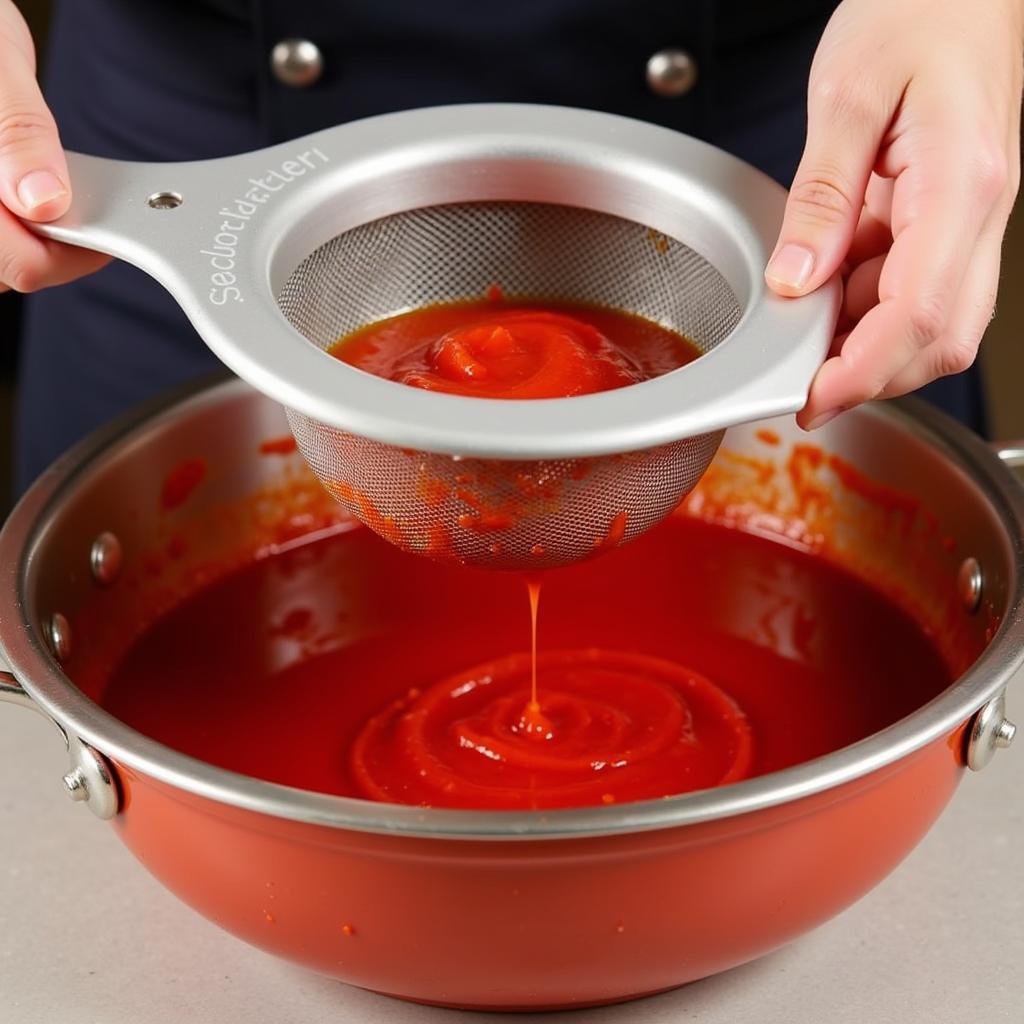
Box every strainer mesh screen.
[277,202,741,569]
[279,202,739,352]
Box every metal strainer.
[27,104,839,569]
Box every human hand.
[0,0,109,294]
[765,0,1023,429]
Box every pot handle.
[0,668,119,819]
[0,669,37,713]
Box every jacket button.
[646,48,698,97]
[270,38,324,88]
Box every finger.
[879,117,1016,403]
[0,204,109,291]
[799,125,1006,425]
[0,8,70,222]
[765,73,894,296]
[863,173,894,226]
[879,216,1005,399]
[843,253,885,324]
[845,199,891,267]
[825,328,851,363]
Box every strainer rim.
[181,104,840,458]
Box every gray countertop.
[2,699,1021,1024]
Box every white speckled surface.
[1,698,1021,1024]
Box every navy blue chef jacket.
[13,0,989,491]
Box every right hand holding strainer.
[766,0,1024,430]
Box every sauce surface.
[328,298,700,399]
[352,649,753,808]
[100,516,952,810]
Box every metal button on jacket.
[646,48,698,97]
[270,38,324,88]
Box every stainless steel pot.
[0,378,1020,1010]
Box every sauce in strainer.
[328,296,700,399]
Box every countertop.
[2,698,1021,1024]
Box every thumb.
[0,25,69,222]
[766,79,887,297]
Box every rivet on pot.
[958,557,983,613]
[966,691,1017,771]
[90,531,123,586]
[62,767,88,802]
[994,718,1017,748]
[65,737,119,819]
[46,613,72,662]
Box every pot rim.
[2,377,1022,840]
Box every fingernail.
[805,407,843,431]
[16,169,67,210]
[766,244,815,292]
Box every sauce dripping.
[517,575,552,740]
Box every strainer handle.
[21,138,345,392]
[24,150,203,266]
[23,144,333,296]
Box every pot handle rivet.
[63,767,88,801]
[966,691,1017,771]
[64,736,119,820]
[994,718,1017,748]
[90,532,123,586]
[958,557,983,613]
[46,613,72,662]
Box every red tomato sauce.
[99,515,952,810]
[160,458,206,510]
[258,436,298,456]
[352,649,753,809]
[328,298,700,399]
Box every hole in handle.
[147,191,183,210]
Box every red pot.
[1,380,1019,1010]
